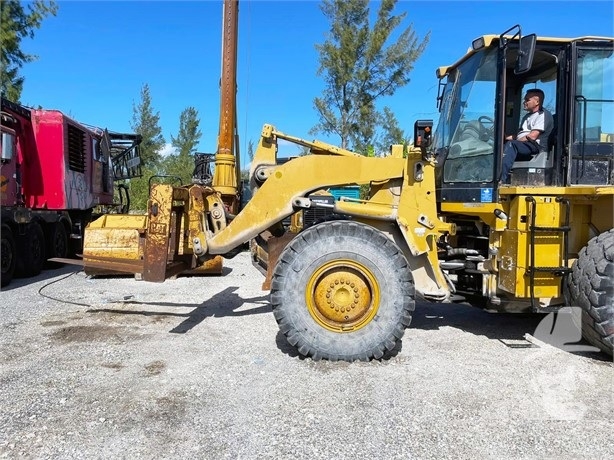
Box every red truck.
[1,97,141,287]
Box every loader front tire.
[565,228,614,355]
[271,221,415,362]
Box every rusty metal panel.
[143,185,175,282]
[260,232,296,290]
[83,255,144,277]
[83,214,148,276]
[498,229,520,294]
[182,256,224,276]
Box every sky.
[18,0,614,165]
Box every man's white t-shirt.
[517,109,554,152]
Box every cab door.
[568,41,614,185]
[1,122,19,207]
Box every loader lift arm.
[84,121,454,306]
[83,126,407,280]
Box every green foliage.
[239,139,255,180]
[247,139,255,162]
[130,84,165,171]
[0,0,58,102]
[164,107,202,185]
[312,0,429,153]
[129,84,165,211]
[125,167,155,212]
[374,106,410,155]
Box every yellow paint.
[82,121,613,308]
[305,259,380,333]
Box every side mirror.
[413,120,433,148]
[515,33,536,74]
[1,131,16,161]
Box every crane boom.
[212,0,240,213]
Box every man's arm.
[506,111,545,141]
[518,129,541,141]
[506,130,540,141]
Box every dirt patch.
[40,320,67,327]
[148,391,188,422]
[100,362,125,371]
[144,360,166,376]
[50,325,129,343]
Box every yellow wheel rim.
[305,259,380,332]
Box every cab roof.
[436,34,614,79]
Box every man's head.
[523,89,545,113]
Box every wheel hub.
[307,260,379,332]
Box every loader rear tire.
[565,228,614,356]
[271,221,415,362]
[1,225,16,287]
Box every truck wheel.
[15,221,46,277]
[1,225,16,287]
[271,221,415,361]
[565,228,614,355]
[47,222,68,260]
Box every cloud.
[158,143,178,157]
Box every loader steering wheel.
[478,116,495,139]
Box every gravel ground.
[1,252,612,459]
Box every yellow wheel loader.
[81,20,614,360]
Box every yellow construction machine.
[82,14,614,360]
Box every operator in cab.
[500,88,553,184]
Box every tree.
[240,139,256,180]
[312,0,429,153]
[0,0,58,102]
[247,139,255,163]
[129,84,165,210]
[165,107,202,185]
[374,106,410,155]
[131,83,165,169]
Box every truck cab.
[1,97,142,286]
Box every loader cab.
[430,31,614,203]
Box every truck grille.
[67,124,86,173]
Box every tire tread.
[271,221,415,362]
[566,228,614,356]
